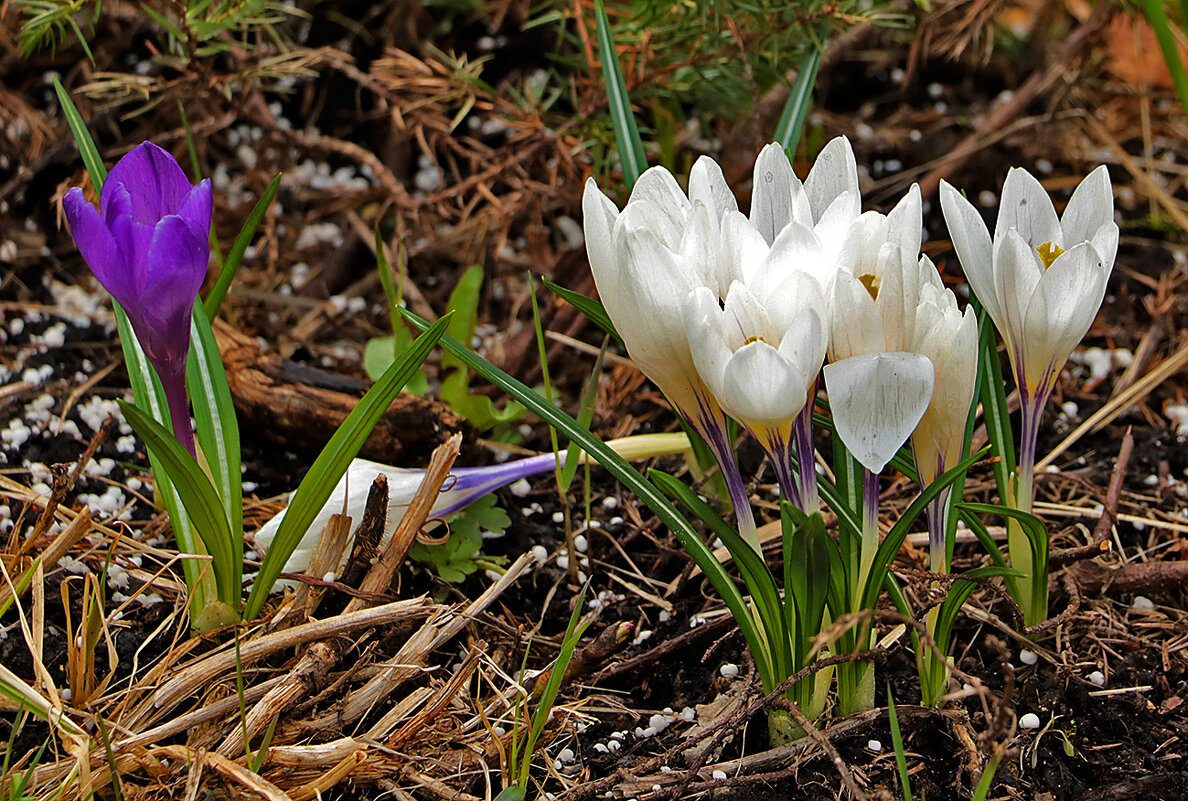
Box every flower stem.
[1010,391,1047,625]
[793,395,820,512]
[163,371,196,457]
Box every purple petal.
[175,179,213,245]
[64,188,133,305]
[101,142,193,224]
[102,181,135,229]
[142,215,209,308]
[108,214,155,299]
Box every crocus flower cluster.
[583,141,1115,707]
[65,142,212,456]
[584,138,995,564]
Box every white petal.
[1061,165,1113,248]
[939,180,997,318]
[993,228,1045,343]
[804,136,860,224]
[627,167,690,247]
[837,211,890,279]
[754,221,824,297]
[766,269,827,337]
[720,341,808,427]
[583,179,622,318]
[689,155,738,218]
[830,271,884,361]
[995,167,1062,249]
[813,190,860,274]
[750,144,810,245]
[684,287,735,395]
[719,210,772,286]
[886,183,923,260]
[679,203,721,294]
[722,280,773,342]
[1089,220,1119,273]
[613,227,703,408]
[1021,241,1108,390]
[823,352,935,474]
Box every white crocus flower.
[828,185,925,360]
[939,166,1117,400]
[939,166,1116,624]
[256,434,691,587]
[908,271,979,570]
[583,159,759,545]
[683,266,828,509]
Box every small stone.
[1132,596,1156,612]
[1088,670,1106,687]
[1020,649,1038,666]
[1019,713,1041,730]
[719,663,739,679]
[531,545,548,565]
[867,739,883,752]
[712,770,727,780]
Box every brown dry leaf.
[1104,13,1188,90]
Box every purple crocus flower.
[64,142,212,456]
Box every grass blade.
[204,172,281,317]
[773,47,821,154]
[652,469,786,689]
[52,77,106,187]
[119,400,238,607]
[186,299,243,581]
[887,688,913,801]
[541,276,622,347]
[594,0,646,189]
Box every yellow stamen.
[1036,241,1065,270]
[743,335,769,346]
[858,273,880,300]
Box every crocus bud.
[64,142,212,455]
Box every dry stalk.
[216,436,462,756]
[0,508,92,612]
[334,550,536,726]
[144,598,434,723]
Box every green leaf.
[541,276,623,347]
[652,469,787,690]
[934,565,1023,655]
[1142,0,1188,121]
[861,447,989,612]
[593,0,647,189]
[773,47,821,155]
[186,299,243,593]
[409,495,508,582]
[887,688,913,801]
[52,77,106,188]
[559,342,606,491]
[400,309,770,688]
[119,401,239,608]
[204,173,281,317]
[519,582,592,783]
[439,266,524,429]
[973,302,1015,499]
[956,501,1048,604]
[782,504,830,670]
[243,314,451,620]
